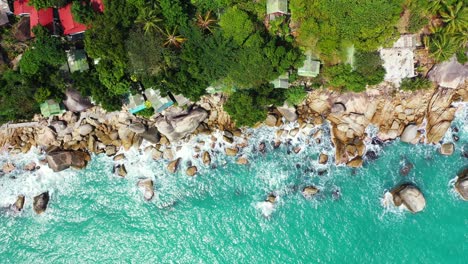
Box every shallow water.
[0,107,467,263]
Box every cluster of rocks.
[295,84,467,166]
[390,183,426,213]
[8,192,49,214]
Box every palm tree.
[196,11,217,33]
[427,0,447,14]
[135,7,162,34]
[453,30,468,47]
[439,1,468,33]
[162,27,187,48]
[428,33,457,62]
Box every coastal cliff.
[0,83,466,172]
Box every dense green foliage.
[417,0,468,62]
[224,85,285,127]
[19,26,66,76]
[291,0,402,61]
[400,76,432,91]
[29,0,69,9]
[71,0,96,24]
[285,86,307,106]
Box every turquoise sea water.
[0,107,467,263]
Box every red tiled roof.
[13,0,33,15]
[58,3,87,35]
[29,7,53,35]
[90,0,104,12]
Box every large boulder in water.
[46,150,91,172]
[12,195,25,212]
[455,168,468,201]
[137,179,154,201]
[439,143,454,156]
[33,192,50,214]
[390,184,426,213]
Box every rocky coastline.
[0,83,467,213]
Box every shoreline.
[1,84,466,172]
[0,84,467,214]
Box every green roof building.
[271,73,289,89]
[40,99,63,117]
[66,49,89,73]
[267,0,288,15]
[298,53,320,77]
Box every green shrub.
[136,107,155,118]
[408,14,429,33]
[285,86,307,105]
[224,91,267,127]
[400,77,432,91]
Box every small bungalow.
[267,0,288,20]
[144,88,173,113]
[127,93,146,114]
[66,49,89,73]
[0,0,11,26]
[298,53,320,77]
[40,99,63,117]
[380,34,417,85]
[271,73,289,89]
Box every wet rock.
[390,184,426,213]
[318,153,328,164]
[2,163,15,174]
[128,123,147,134]
[400,124,418,143]
[266,194,276,204]
[302,186,319,198]
[202,151,211,165]
[79,124,94,136]
[113,153,125,161]
[293,147,301,154]
[439,143,454,156]
[399,161,414,176]
[23,162,37,171]
[33,192,49,214]
[347,157,363,168]
[225,147,238,156]
[454,168,468,201]
[186,166,198,176]
[137,179,154,201]
[163,149,174,160]
[114,164,127,177]
[332,189,341,200]
[237,157,248,165]
[105,145,117,156]
[453,135,459,142]
[223,135,234,144]
[13,195,25,212]
[167,158,181,173]
[258,142,266,154]
[273,141,281,149]
[365,150,378,161]
[46,150,90,172]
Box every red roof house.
[14,0,53,36]
[29,7,54,33]
[13,0,33,15]
[91,0,104,13]
[58,3,87,35]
